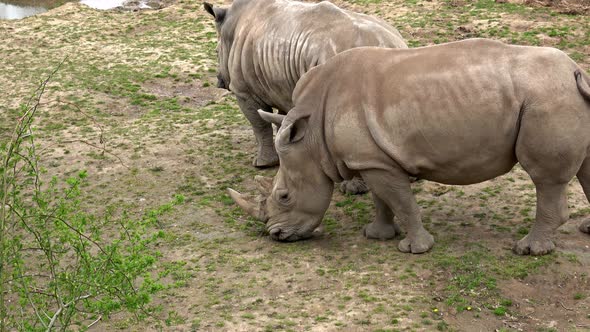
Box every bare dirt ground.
[1,0,589,331]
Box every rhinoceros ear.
[204,2,227,23]
[258,110,285,126]
[277,115,310,146]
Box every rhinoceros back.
[226,0,406,112]
[292,39,590,185]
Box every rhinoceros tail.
[575,69,590,101]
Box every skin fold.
[204,0,407,194]
[230,39,590,256]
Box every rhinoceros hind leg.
[364,192,401,240]
[513,100,588,254]
[339,177,369,195]
[576,160,590,234]
[514,182,568,256]
[361,168,434,254]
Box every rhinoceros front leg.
[363,192,401,240]
[236,96,279,168]
[361,168,434,254]
[513,182,568,255]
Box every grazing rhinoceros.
[204,0,407,193]
[228,38,590,256]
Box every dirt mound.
[502,0,590,14]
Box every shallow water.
[0,0,133,20]
[79,0,127,10]
[0,2,47,19]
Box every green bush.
[0,65,184,331]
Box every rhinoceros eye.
[274,189,291,206]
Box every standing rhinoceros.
[228,39,590,255]
[204,0,407,175]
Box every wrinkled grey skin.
[230,39,590,255]
[204,0,407,195]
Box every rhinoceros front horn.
[228,188,269,222]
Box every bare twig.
[558,301,574,311]
[39,99,105,144]
[87,315,102,329]
[35,97,134,171]
[57,139,130,169]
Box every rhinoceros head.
[229,111,334,241]
[204,2,231,90]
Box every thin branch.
[37,99,105,139]
[4,274,52,283]
[45,294,92,332]
[558,301,574,311]
[24,286,48,329]
[47,215,108,256]
[29,289,54,298]
[34,98,133,171]
[1,59,68,332]
[87,315,102,329]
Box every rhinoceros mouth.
[268,226,295,241]
[268,225,312,242]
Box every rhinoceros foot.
[579,220,590,234]
[398,227,434,254]
[253,151,279,168]
[363,221,398,240]
[513,234,555,256]
[339,177,369,195]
